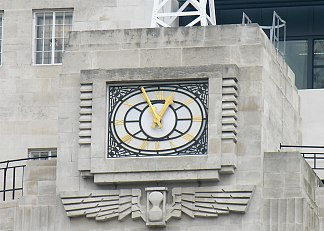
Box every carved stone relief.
[61,185,254,227]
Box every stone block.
[0,206,15,230]
[38,181,56,195]
[24,166,56,182]
[182,46,232,66]
[208,137,221,154]
[140,48,181,67]
[91,50,140,69]
[237,156,261,171]
[24,180,38,196]
[62,51,92,74]
[236,171,261,185]
[238,96,263,111]
[264,173,285,188]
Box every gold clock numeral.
[140,140,150,150]
[114,120,124,125]
[155,141,161,151]
[155,91,164,100]
[182,133,194,141]
[169,141,177,149]
[192,116,202,122]
[121,134,133,144]
[184,99,194,106]
[123,101,134,108]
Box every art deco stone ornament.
[61,186,254,227]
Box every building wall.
[52,24,302,230]
[299,89,324,178]
[0,0,155,161]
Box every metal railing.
[0,156,57,202]
[242,11,286,57]
[280,144,324,170]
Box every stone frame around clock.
[78,64,238,184]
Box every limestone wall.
[53,25,303,230]
[0,0,155,161]
[263,152,321,230]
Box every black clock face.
[107,80,208,157]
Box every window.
[34,10,72,65]
[28,148,57,160]
[281,40,308,89]
[313,40,324,88]
[0,13,3,65]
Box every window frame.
[32,9,73,65]
[28,148,57,160]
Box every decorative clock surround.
[77,65,238,183]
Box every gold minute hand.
[140,87,162,128]
[152,95,174,128]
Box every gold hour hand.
[141,87,162,128]
[152,95,174,128]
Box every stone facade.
[0,0,155,161]
[0,1,323,230]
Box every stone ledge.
[93,169,220,184]
[91,155,221,173]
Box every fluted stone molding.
[79,83,93,145]
[221,75,238,143]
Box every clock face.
[107,80,208,157]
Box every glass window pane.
[63,39,69,50]
[43,52,52,64]
[45,12,53,25]
[44,25,52,38]
[54,51,62,63]
[44,39,51,51]
[313,68,324,88]
[55,12,64,25]
[36,26,43,38]
[55,38,63,51]
[281,40,308,89]
[55,25,63,38]
[35,52,43,64]
[313,40,324,89]
[36,13,44,26]
[36,39,43,51]
[314,40,324,66]
[65,12,73,25]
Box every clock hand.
[152,95,174,128]
[140,87,162,128]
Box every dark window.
[313,40,324,88]
[216,3,324,89]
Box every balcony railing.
[0,156,57,202]
[242,11,286,58]
[279,144,324,170]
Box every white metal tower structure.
[151,0,216,27]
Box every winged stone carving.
[61,185,254,227]
[60,189,145,222]
[166,185,255,221]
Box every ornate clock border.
[77,64,238,183]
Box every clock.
[107,80,208,157]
